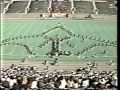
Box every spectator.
[59,76,67,89]
[31,80,38,89]
[81,78,90,90]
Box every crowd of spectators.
[51,0,71,13]
[0,64,117,90]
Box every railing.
[48,0,52,13]
[3,2,12,14]
[71,0,75,14]
[92,1,98,14]
[25,0,32,14]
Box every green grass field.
[1,19,117,61]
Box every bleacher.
[95,2,117,14]
[1,0,117,15]
[29,1,49,13]
[51,0,71,13]
[7,1,28,13]
[74,1,94,14]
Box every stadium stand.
[28,1,49,13]
[51,0,71,13]
[1,0,117,15]
[95,2,117,14]
[73,1,95,14]
[0,0,117,89]
[7,1,28,13]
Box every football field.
[1,19,117,61]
